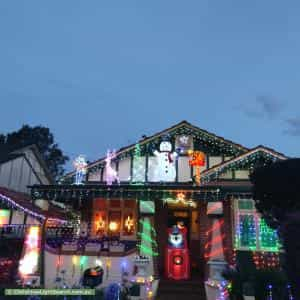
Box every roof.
[0,186,67,223]
[63,120,249,179]
[201,145,288,183]
[11,144,54,184]
[0,152,23,165]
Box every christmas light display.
[287,284,294,300]
[205,219,225,260]
[0,193,66,223]
[259,219,280,251]
[236,214,257,250]
[152,139,178,182]
[202,147,285,184]
[137,218,158,256]
[105,150,120,185]
[252,252,280,269]
[109,221,118,232]
[19,226,40,277]
[188,150,205,185]
[124,215,134,234]
[163,192,196,208]
[82,121,247,178]
[0,209,9,226]
[73,155,87,185]
[165,225,190,280]
[267,284,273,300]
[131,143,145,183]
[72,255,77,278]
[140,201,155,214]
[235,204,280,252]
[175,135,193,153]
[217,280,230,300]
[205,279,231,300]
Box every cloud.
[256,96,284,119]
[284,118,300,136]
[240,95,284,119]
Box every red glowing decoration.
[165,225,190,280]
[188,150,206,185]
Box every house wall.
[87,152,238,183]
[0,150,50,194]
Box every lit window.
[234,199,280,252]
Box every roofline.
[12,144,54,184]
[202,145,288,177]
[63,120,249,178]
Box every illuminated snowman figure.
[153,140,178,182]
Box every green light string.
[140,201,155,214]
[138,218,158,257]
[259,219,280,252]
[137,232,158,245]
[238,214,257,250]
[131,143,145,184]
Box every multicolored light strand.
[19,226,40,277]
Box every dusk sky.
[1,1,300,170]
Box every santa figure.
[153,138,178,182]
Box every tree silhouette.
[0,125,69,178]
[250,159,300,298]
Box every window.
[234,199,280,252]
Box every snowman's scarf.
[168,152,173,163]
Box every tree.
[0,125,69,179]
[250,159,300,298]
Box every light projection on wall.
[175,135,193,154]
[0,210,9,226]
[188,150,206,185]
[152,139,178,182]
[105,150,120,185]
[138,218,158,257]
[73,155,88,185]
[19,226,40,277]
[131,143,145,183]
[163,192,196,208]
[124,214,134,235]
[140,201,155,214]
[95,212,106,235]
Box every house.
[30,121,286,294]
[0,145,66,286]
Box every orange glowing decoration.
[124,215,134,233]
[109,221,118,232]
[177,192,185,202]
[188,150,206,185]
[96,215,105,231]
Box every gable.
[201,146,287,183]
[64,120,248,182]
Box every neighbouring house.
[0,145,66,286]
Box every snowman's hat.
[161,134,171,142]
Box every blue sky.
[1,0,300,168]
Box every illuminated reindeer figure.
[105,150,120,185]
